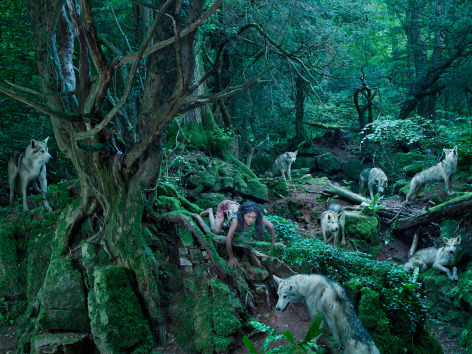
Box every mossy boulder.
[0,224,25,298]
[33,333,94,354]
[345,212,379,256]
[317,153,341,174]
[181,152,269,201]
[38,258,89,331]
[169,277,243,353]
[88,266,153,353]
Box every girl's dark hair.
[237,200,264,237]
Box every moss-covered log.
[396,193,472,230]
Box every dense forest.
[1,0,472,353]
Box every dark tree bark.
[294,74,308,143]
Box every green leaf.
[261,335,274,353]
[304,315,325,342]
[243,336,258,354]
[282,330,295,344]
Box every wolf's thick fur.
[359,168,388,200]
[8,138,53,211]
[274,274,380,354]
[406,147,458,202]
[321,204,346,247]
[265,150,298,181]
[404,236,462,280]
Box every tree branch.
[114,0,222,68]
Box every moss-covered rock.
[38,258,89,331]
[317,153,341,173]
[88,266,153,353]
[169,276,243,353]
[345,212,379,256]
[33,333,94,354]
[0,224,25,298]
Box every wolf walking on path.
[406,146,458,202]
[359,167,388,200]
[274,274,380,354]
[8,138,53,211]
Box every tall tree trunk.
[294,74,307,143]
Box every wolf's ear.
[31,139,37,148]
[442,237,450,244]
[456,236,462,243]
[294,150,298,155]
[42,137,49,144]
[273,275,283,285]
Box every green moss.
[169,277,243,353]
[38,258,89,331]
[89,266,153,353]
[0,224,24,297]
[393,180,409,196]
[359,287,390,334]
[420,269,466,326]
[345,212,379,256]
[245,178,269,201]
[317,153,341,173]
[394,152,436,177]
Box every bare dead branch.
[0,84,94,122]
[4,80,75,97]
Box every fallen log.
[321,182,411,220]
[395,193,472,230]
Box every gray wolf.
[8,138,53,211]
[264,150,298,181]
[321,203,346,247]
[274,274,380,354]
[406,146,458,202]
[404,235,462,281]
[359,168,388,200]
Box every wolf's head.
[321,211,339,233]
[273,275,301,311]
[26,138,52,164]
[443,235,462,256]
[443,146,458,161]
[284,150,298,164]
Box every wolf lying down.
[404,235,462,281]
[274,274,380,354]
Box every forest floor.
[243,177,467,354]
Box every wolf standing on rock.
[359,167,388,200]
[264,150,298,181]
[406,146,458,202]
[274,274,380,354]
[8,138,53,211]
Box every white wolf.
[404,235,462,281]
[274,274,380,354]
[265,150,298,181]
[321,203,346,247]
[8,138,53,211]
[406,146,458,202]
[359,168,388,200]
